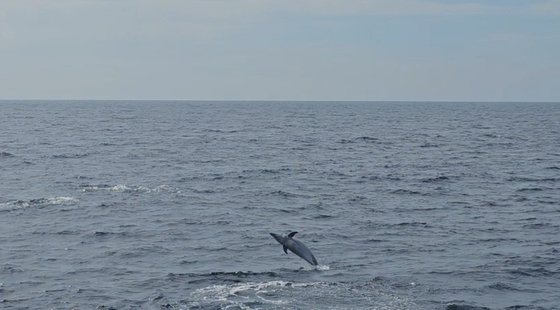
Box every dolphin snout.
[270,233,283,244]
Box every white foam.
[188,279,419,309]
[82,184,180,194]
[109,184,131,192]
[0,196,77,211]
[316,265,330,271]
[0,201,29,210]
[44,196,78,204]
[190,280,323,308]
[144,184,179,193]
[80,186,99,192]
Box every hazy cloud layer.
[1,0,559,101]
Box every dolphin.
[270,232,318,266]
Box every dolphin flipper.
[283,245,288,254]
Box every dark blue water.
[1,101,559,309]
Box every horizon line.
[1,99,559,104]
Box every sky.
[0,0,559,101]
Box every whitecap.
[81,184,180,194]
[80,186,99,192]
[0,200,30,210]
[43,196,78,204]
[109,184,132,192]
[0,196,77,211]
[151,184,175,192]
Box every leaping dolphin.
[270,232,318,266]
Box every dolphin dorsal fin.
[288,231,298,238]
[283,245,288,254]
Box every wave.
[0,151,15,157]
[516,187,546,192]
[80,184,180,194]
[166,270,281,286]
[338,136,377,143]
[507,176,560,182]
[390,189,426,196]
[395,221,431,227]
[163,265,418,309]
[52,153,90,159]
[265,190,309,198]
[485,282,524,292]
[445,304,491,310]
[168,270,280,280]
[178,168,293,183]
[421,175,451,183]
[203,129,240,134]
[187,280,318,308]
[419,142,440,148]
[244,168,291,174]
[0,196,77,211]
[92,231,129,237]
[311,214,335,219]
[508,267,558,277]
[446,303,545,310]
[175,277,417,310]
[0,265,25,274]
[337,136,392,145]
[522,222,555,229]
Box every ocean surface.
[1,100,559,310]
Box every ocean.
[0,101,559,309]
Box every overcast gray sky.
[1,0,559,101]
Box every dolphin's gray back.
[286,238,318,266]
[270,232,319,266]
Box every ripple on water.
[1,102,560,309]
